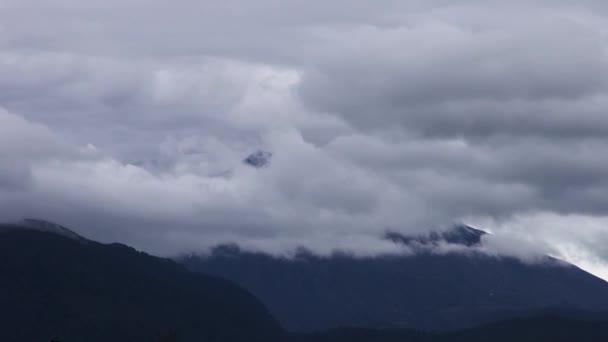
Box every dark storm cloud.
[1,0,608,278]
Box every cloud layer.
[1,0,608,278]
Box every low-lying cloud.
[1,0,608,279]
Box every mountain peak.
[385,224,487,248]
[0,218,86,241]
[244,150,272,168]
[0,220,281,341]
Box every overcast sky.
[2,0,608,279]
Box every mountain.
[2,218,87,240]
[181,225,608,332]
[0,221,283,342]
[293,314,608,342]
[441,314,608,342]
[3,219,608,341]
[384,224,486,248]
[244,150,272,168]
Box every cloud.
[472,213,608,280]
[298,16,608,138]
[0,108,71,190]
[1,0,608,279]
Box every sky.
[1,1,608,279]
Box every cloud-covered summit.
[244,150,273,169]
[1,0,608,279]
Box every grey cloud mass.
[2,0,608,280]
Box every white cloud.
[1,0,608,280]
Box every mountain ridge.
[2,220,608,341]
[0,218,87,241]
[181,224,608,332]
[0,226,283,342]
